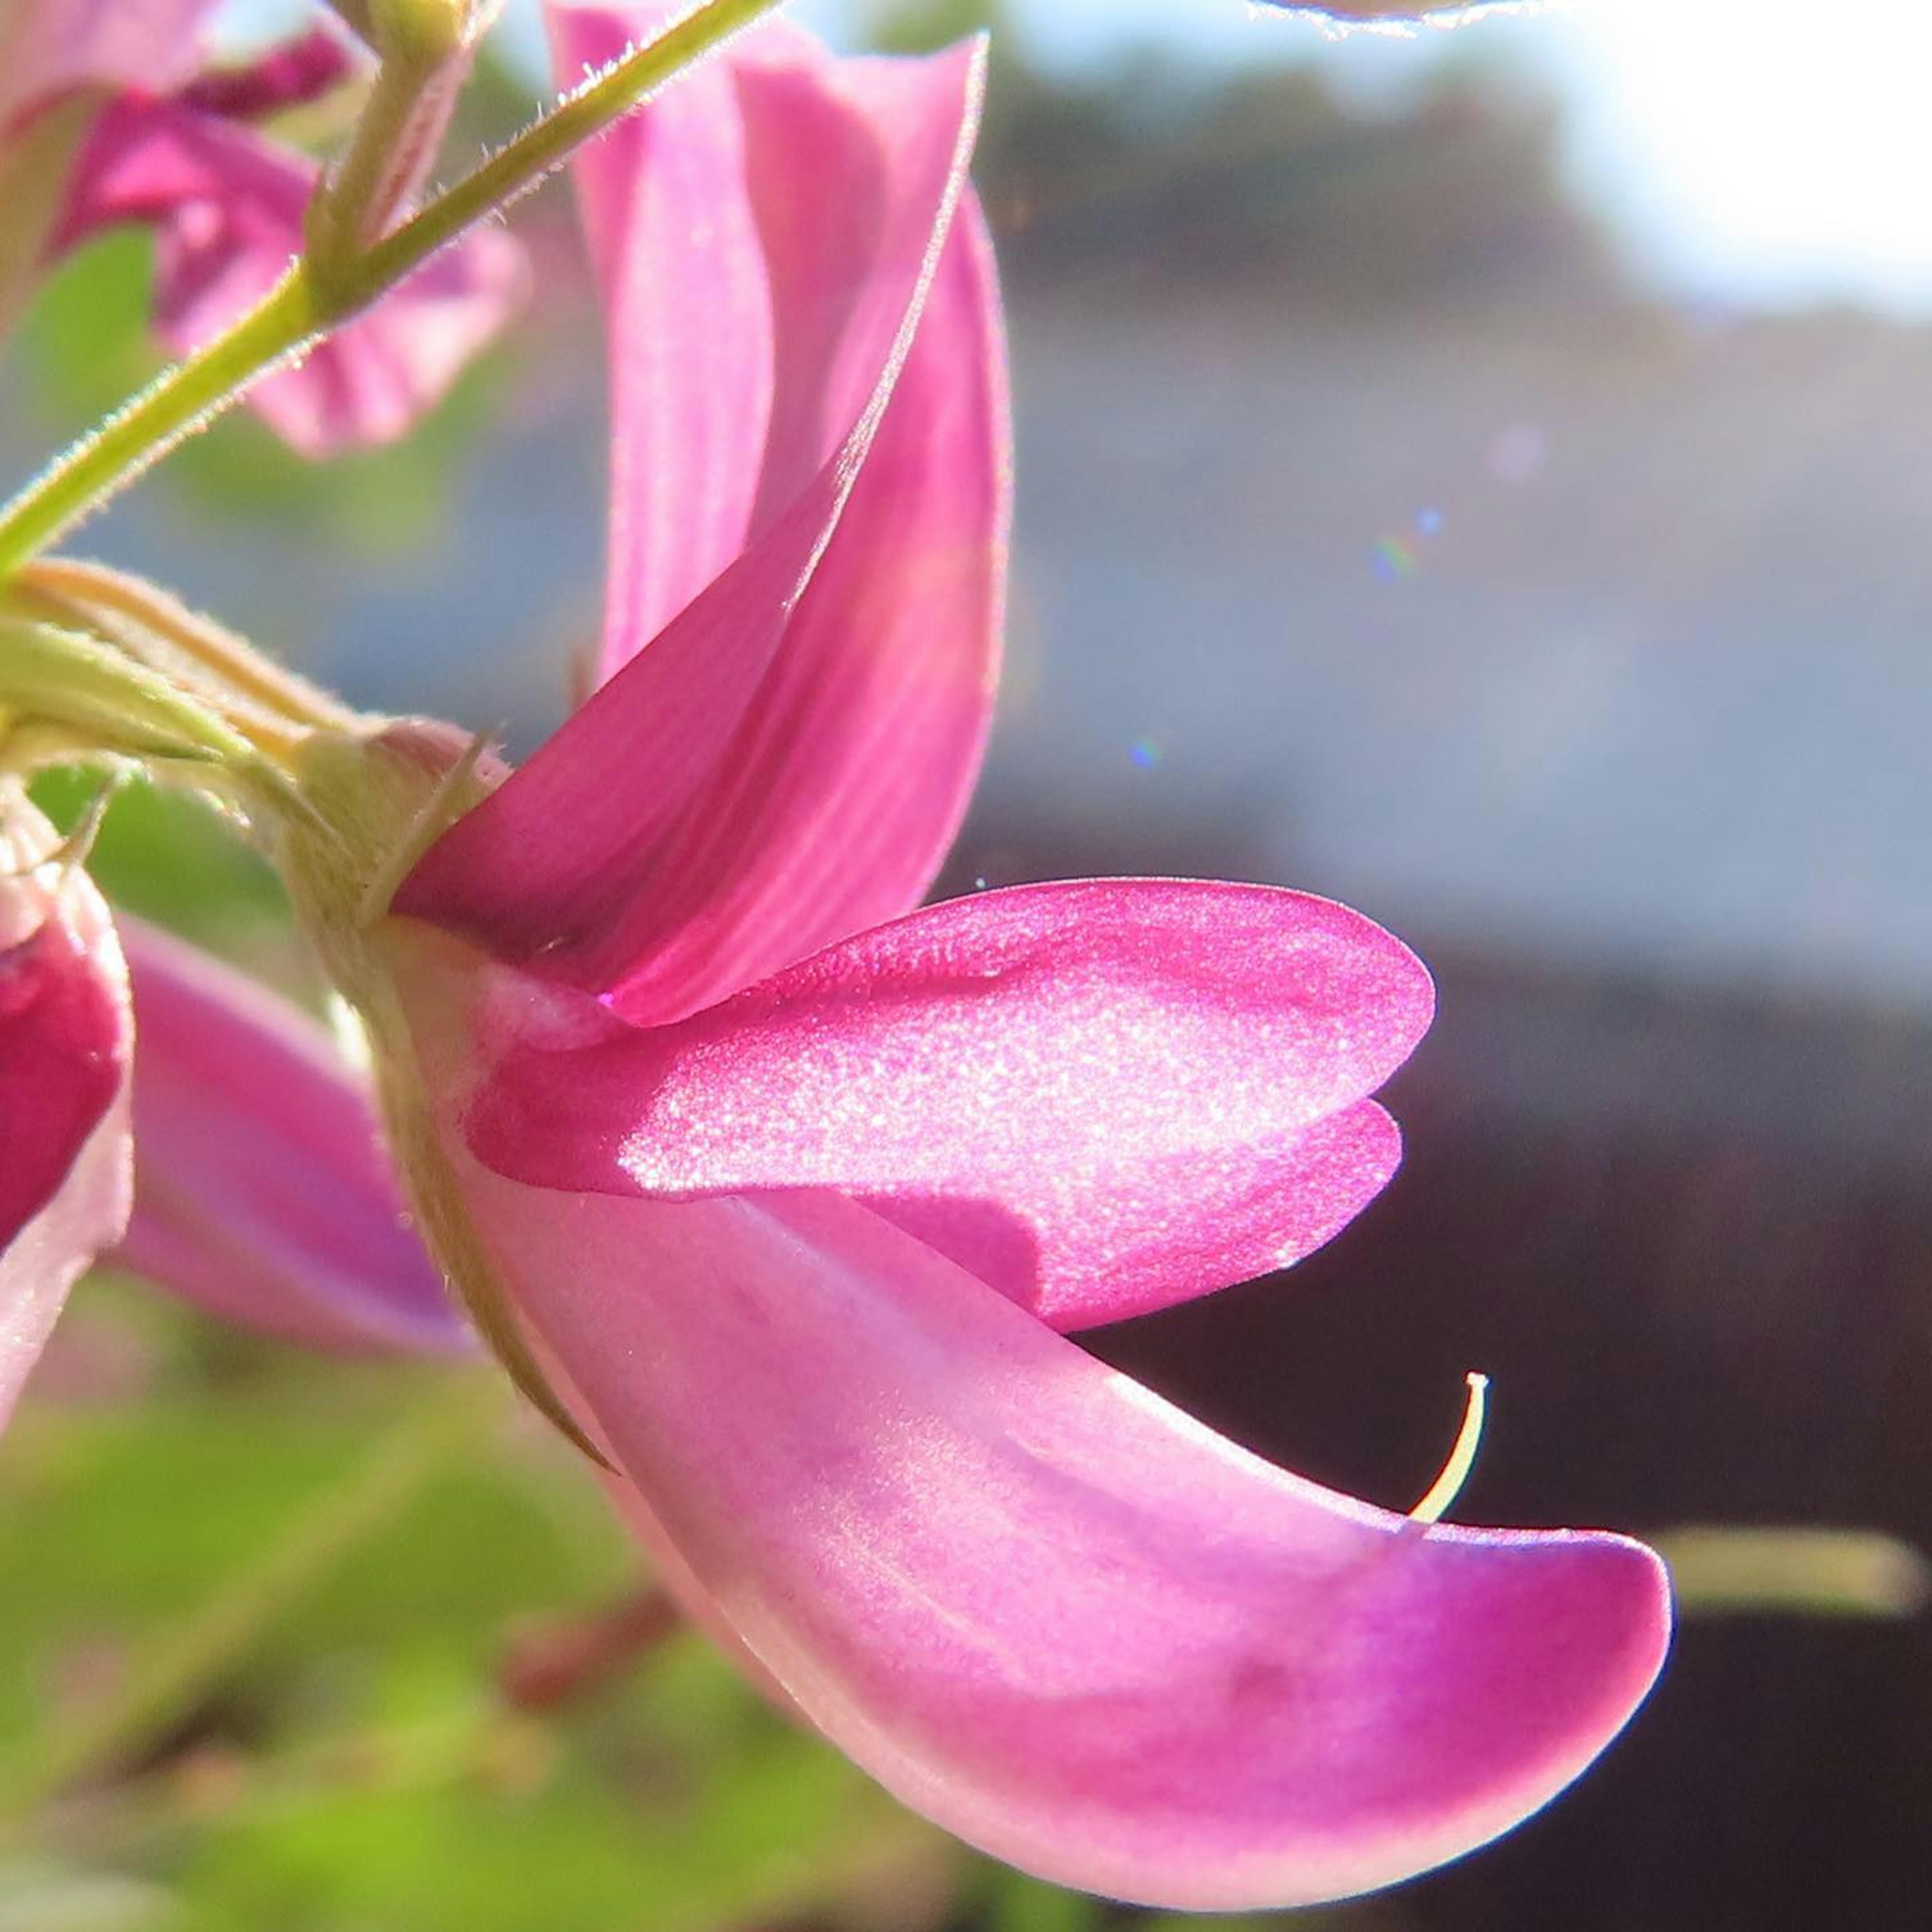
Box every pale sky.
[224,0,1932,317]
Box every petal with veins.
[439,1142,1669,1911]
[591,203,1007,1025]
[397,29,993,1003]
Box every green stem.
[0,0,785,576]
[307,3,474,280]
[0,276,313,578]
[1652,1524,1932,1620]
[0,1376,500,1821]
[352,0,781,295]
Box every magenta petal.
[461,880,1432,1329]
[449,1161,1670,1908]
[546,0,784,679]
[535,4,1009,1019]
[112,920,467,1355]
[176,26,364,124]
[396,31,989,1002]
[55,100,525,457]
[1,790,132,1432]
[0,904,123,1241]
[549,3,995,684]
[590,204,1008,1025]
[874,1094,1404,1327]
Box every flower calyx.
[281,717,606,1468]
[0,561,348,828]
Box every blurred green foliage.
[0,1294,957,1932]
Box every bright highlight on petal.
[463,880,1431,1328]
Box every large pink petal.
[590,204,1007,1026]
[436,1138,1669,1909]
[0,0,215,129]
[395,31,990,1005]
[112,919,467,1356]
[1,788,132,1431]
[549,2,991,683]
[54,99,525,457]
[547,0,780,680]
[458,880,1431,1330]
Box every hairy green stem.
[0,0,785,576]
[0,277,314,578]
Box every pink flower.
[5,6,523,455]
[242,3,1668,1904]
[0,782,132,1433]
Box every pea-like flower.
[216,4,1668,1906]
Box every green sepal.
[283,725,610,1472]
[0,615,259,768]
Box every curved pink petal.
[396,31,990,1004]
[112,919,467,1355]
[591,204,1007,1026]
[1,788,132,1431]
[432,1128,1669,1909]
[176,26,364,124]
[547,0,785,680]
[54,99,525,457]
[459,880,1430,1330]
[550,2,991,684]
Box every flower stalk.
[0,0,786,576]
[304,0,476,281]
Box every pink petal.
[1,788,132,1431]
[54,99,525,457]
[436,1133,1670,1908]
[396,29,991,1007]
[549,3,1003,675]
[0,0,215,129]
[112,919,467,1355]
[591,205,1007,1026]
[175,26,364,124]
[460,880,1431,1330]
[546,0,786,680]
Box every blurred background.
[4,0,1930,1926]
